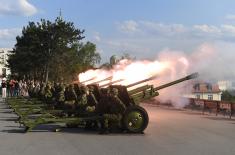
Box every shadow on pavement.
[1,126,145,136]
[0,124,59,134]
[0,107,11,110]
[0,111,14,114]
[4,125,24,128]
[0,118,18,121]
[1,129,26,133]
[0,116,18,119]
[60,127,145,136]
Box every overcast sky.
[1,0,235,62]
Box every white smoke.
[191,42,235,81]
[79,42,235,108]
[154,42,235,108]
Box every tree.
[120,53,135,60]
[100,53,134,69]
[77,42,101,71]
[221,90,235,102]
[8,17,100,82]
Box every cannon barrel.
[126,75,158,88]
[100,79,124,87]
[90,76,113,84]
[128,85,152,95]
[80,77,96,84]
[73,77,96,84]
[154,72,199,91]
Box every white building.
[184,82,222,101]
[0,48,11,78]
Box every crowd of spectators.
[1,78,30,98]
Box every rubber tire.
[122,105,149,133]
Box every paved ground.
[0,99,234,155]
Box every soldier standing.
[96,88,110,114]
[86,86,98,113]
[28,81,35,97]
[100,88,126,134]
[55,84,65,109]
[77,85,89,114]
[39,82,46,100]
[64,84,78,110]
[74,83,81,97]
[44,82,53,104]
[33,81,40,97]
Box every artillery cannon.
[73,77,96,84]
[126,75,158,88]
[108,72,199,133]
[99,79,124,87]
[7,73,198,133]
[90,76,113,85]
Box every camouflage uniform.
[64,84,78,110]
[50,82,57,100]
[55,84,65,108]
[86,86,98,113]
[96,88,110,114]
[74,84,81,97]
[100,88,126,133]
[28,81,35,97]
[77,85,89,113]
[39,83,46,100]
[33,82,40,97]
[44,83,53,104]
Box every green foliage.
[8,17,100,82]
[77,41,101,71]
[221,90,235,102]
[120,53,136,60]
[100,53,134,69]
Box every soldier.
[33,81,40,97]
[84,86,99,129]
[74,83,81,97]
[44,82,53,104]
[64,84,78,110]
[28,81,35,97]
[96,88,110,114]
[99,88,126,134]
[54,84,65,109]
[86,86,98,113]
[50,82,56,99]
[50,82,60,105]
[39,82,46,100]
[77,85,89,114]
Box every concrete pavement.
[0,98,234,155]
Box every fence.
[187,98,235,119]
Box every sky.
[1,0,235,62]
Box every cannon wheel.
[122,105,149,133]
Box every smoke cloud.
[153,42,235,108]
[79,42,235,108]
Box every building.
[184,81,222,101]
[0,48,12,78]
[217,80,235,91]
